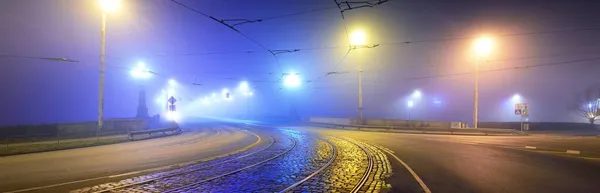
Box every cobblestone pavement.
[287,136,392,193]
[176,131,335,192]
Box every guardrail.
[307,122,524,136]
[128,127,182,140]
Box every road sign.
[514,109,522,115]
[169,104,176,111]
[168,96,177,104]
[515,103,529,116]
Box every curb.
[518,145,600,158]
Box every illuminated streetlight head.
[474,36,494,57]
[350,30,366,46]
[239,81,249,91]
[512,94,521,103]
[407,100,414,108]
[412,90,422,99]
[284,73,301,87]
[131,62,152,79]
[99,0,121,13]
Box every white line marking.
[378,146,432,193]
[525,146,537,149]
[4,127,261,193]
[566,150,581,155]
[4,176,110,193]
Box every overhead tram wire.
[407,56,600,80]
[169,0,294,80]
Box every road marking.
[377,146,432,193]
[525,146,537,149]
[4,127,263,193]
[566,150,581,155]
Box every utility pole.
[97,13,107,140]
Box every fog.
[1,0,600,126]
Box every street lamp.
[412,90,422,99]
[239,81,249,91]
[97,0,122,140]
[283,73,301,88]
[472,35,495,128]
[131,62,152,79]
[168,79,177,86]
[350,30,367,124]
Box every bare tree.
[573,84,600,124]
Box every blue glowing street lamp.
[131,62,152,79]
[283,73,301,88]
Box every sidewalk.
[1,134,130,156]
[3,134,127,146]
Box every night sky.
[1,0,600,126]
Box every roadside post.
[168,96,177,130]
[515,103,529,132]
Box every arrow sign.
[168,96,177,104]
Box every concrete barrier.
[0,119,147,140]
[309,117,451,129]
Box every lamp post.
[97,0,121,139]
[407,100,414,120]
[350,30,366,124]
[472,36,494,128]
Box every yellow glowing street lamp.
[472,36,495,128]
[350,30,367,124]
[100,0,121,13]
[96,0,122,139]
[350,30,366,46]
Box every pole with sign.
[515,103,529,132]
[168,96,177,129]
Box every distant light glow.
[202,97,210,105]
[407,100,414,108]
[589,103,593,108]
[168,79,176,86]
[284,73,301,87]
[166,111,180,122]
[212,93,216,98]
[433,98,442,104]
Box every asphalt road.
[296,126,600,193]
[0,124,260,193]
